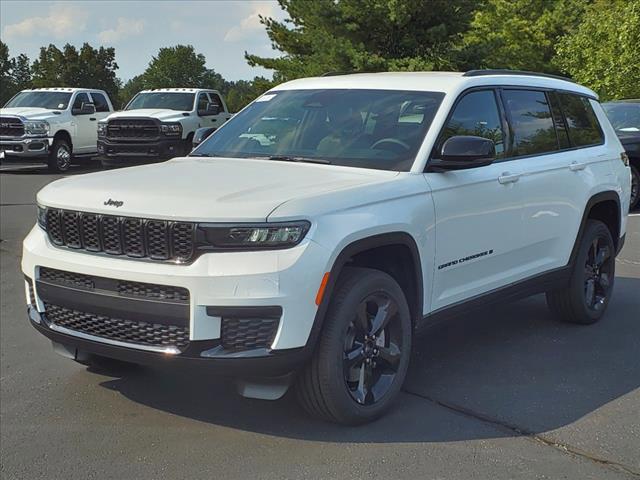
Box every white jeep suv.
[22,71,631,424]
[1,88,113,171]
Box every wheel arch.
[52,130,73,152]
[306,232,423,351]
[570,190,622,264]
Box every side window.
[503,90,557,156]
[90,92,109,112]
[557,93,604,147]
[72,92,91,112]
[197,93,210,114]
[209,93,223,110]
[440,90,505,158]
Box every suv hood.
[105,109,190,123]
[37,157,397,222]
[0,107,60,120]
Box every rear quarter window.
[557,93,604,147]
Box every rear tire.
[546,220,615,324]
[296,267,412,425]
[47,138,72,173]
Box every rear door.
[425,89,526,311]
[510,89,610,275]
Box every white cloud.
[2,3,88,40]
[98,17,145,43]
[224,2,277,43]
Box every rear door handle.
[89,117,96,121]
[498,172,521,184]
[569,161,586,171]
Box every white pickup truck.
[1,88,114,172]
[97,88,232,168]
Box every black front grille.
[0,117,25,137]
[39,267,189,303]
[107,119,159,140]
[221,317,279,351]
[45,303,190,349]
[44,209,195,262]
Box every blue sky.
[0,0,287,82]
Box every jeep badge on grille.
[104,198,124,207]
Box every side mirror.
[72,102,96,115]
[192,127,216,149]
[429,135,496,171]
[199,103,220,116]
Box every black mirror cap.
[429,135,496,171]
[72,103,96,115]
[192,127,216,148]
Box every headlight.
[37,205,47,229]
[199,221,310,250]
[97,122,107,137]
[24,121,49,135]
[161,123,182,136]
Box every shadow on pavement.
[97,275,640,442]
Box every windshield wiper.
[266,155,331,165]
[189,152,219,157]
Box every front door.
[425,89,526,311]
[70,92,96,153]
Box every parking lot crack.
[402,388,640,478]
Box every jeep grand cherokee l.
[23,70,631,425]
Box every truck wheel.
[630,164,639,211]
[546,220,615,325]
[47,139,72,173]
[297,267,412,425]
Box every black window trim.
[425,85,606,171]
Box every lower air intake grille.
[221,317,279,351]
[45,303,190,349]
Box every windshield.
[4,91,72,110]
[602,102,640,132]
[126,92,195,111]
[192,89,444,171]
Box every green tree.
[459,0,589,73]
[141,45,221,88]
[246,0,479,82]
[31,43,120,104]
[0,42,33,105]
[554,0,640,100]
[119,74,146,108]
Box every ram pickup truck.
[98,88,232,168]
[1,88,114,172]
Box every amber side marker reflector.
[315,272,330,306]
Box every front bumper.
[0,136,51,158]
[97,137,183,161]
[23,225,330,360]
[27,305,308,376]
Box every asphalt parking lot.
[1,163,639,480]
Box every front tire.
[47,138,72,172]
[297,267,412,425]
[546,220,615,324]
[630,163,639,211]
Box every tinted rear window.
[91,92,110,112]
[557,93,604,147]
[503,90,558,156]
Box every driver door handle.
[569,161,586,171]
[498,172,521,184]
[89,117,96,121]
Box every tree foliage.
[459,0,589,73]
[554,0,640,100]
[30,43,120,105]
[246,0,479,82]
[0,41,33,105]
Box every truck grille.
[106,119,159,140]
[45,303,190,350]
[44,208,195,262]
[0,117,25,137]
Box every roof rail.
[463,69,575,83]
